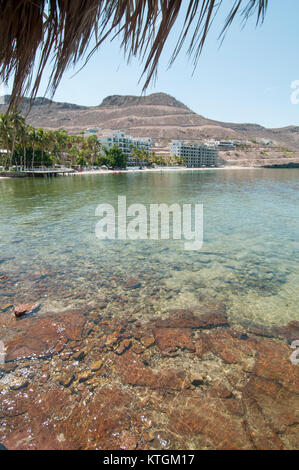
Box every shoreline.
[1,165,297,179]
[70,165,262,176]
[0,166,253,178]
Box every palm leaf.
[0,1,268,108]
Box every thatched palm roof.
[0,1,268,108]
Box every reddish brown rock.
[104,330,123,349]
[153,327,195,355]
[168,396,252,449]
[1,307,298,450]
[0,390,29,419]
[118,431,138,450]
[207,381,232,399]
[61,387,141,450]
[242,383,287,450]
[140,335,155,348]
[59,372,75,387]
[116,351,188,390]
[253,338,299,394]
[246,375,298,425]
[73,350,85,361]
[152,309,229,330]
[124,278,141,289]
[0,388,75,449]
[131,343,144,354]
[272,320,299,343]
[205,328,256,365]
[77,370,93,383]
[194,334,210,357]
[246,324,275,339]
[248,320,299,344]
[115,339,131,355]
[14,303,40,318]
[224,398,245,418]
[4,310,86,361]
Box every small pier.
[0,167,76,178]
[24,167,76,177]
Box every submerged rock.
[0,303,12,311]
[90,360,103,371]
[124,278,142,289]
[152,308,229,329]
[14,303,40,318]
[4,309,86,361]
[0,301,298,450]
[272,320,299,343]
[153,327,195,355]
[115,339,131,355]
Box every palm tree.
[132,147,149,168]
[18,120,28,170]
[28,126,38,169]
[0,114,11,169]
[53,130,68,166]
[9,111,26,167]
[86,135,100,168]
[36,128,51,167]
[46,130,57,164]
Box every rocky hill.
[99,93,188,109]
[0,92,298,166]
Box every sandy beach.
[71,165,261,176]
[0,166,270,179]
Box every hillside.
[0,92,298,166]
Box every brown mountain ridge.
[0,92,298,152]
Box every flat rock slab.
[0,306,298,450]
[124,278,142,289]
[2,310,86,362]
[14,303,40,318]
[152,309,229,329]
[153,327,195,354]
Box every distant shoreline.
[0,166,254,178]
[1,164,298,179]
[71,166,262,176]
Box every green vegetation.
[149,152,167,166]
[101,145,127,169]
[131,147,150,167]
[0,111,186,171]
[149,152,185,167]
[0,111,129,170]
[236,142,251,150]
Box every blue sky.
[5,0,299,128]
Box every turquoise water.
[0,169,298,327]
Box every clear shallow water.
[0,168,298,328]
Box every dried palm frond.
[0,0,268,108]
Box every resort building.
[99,132,151,166]
[217,141,236,150]
[170,141,218,167]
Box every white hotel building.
[99,132,151,166]
[171,141,218,167]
